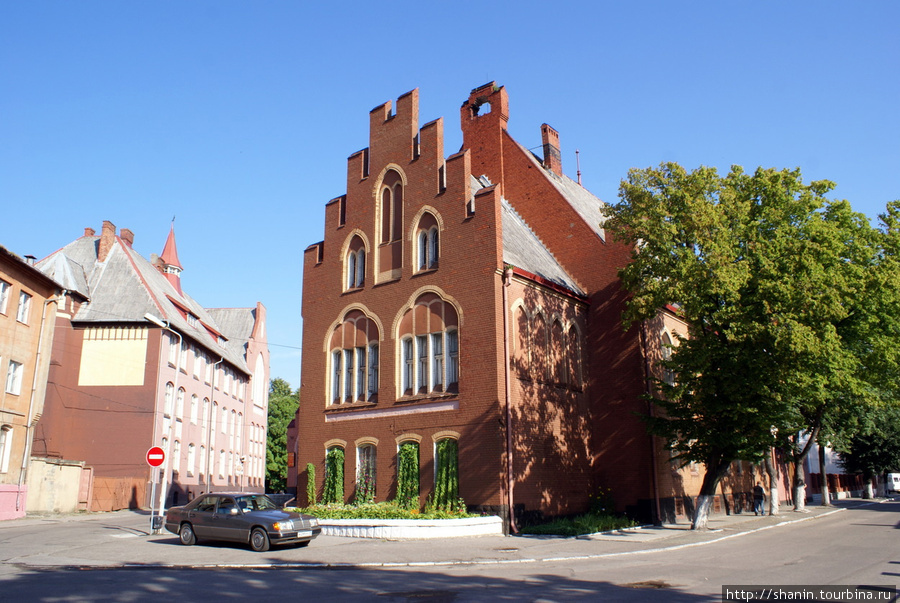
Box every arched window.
[380,170,403,244]
[187,443,195,476]
[176,387,185,418]
[415,213,440,272]
[398,293,460,396]
[355,444,376,504]
[190,394,198,424]
[328,310,380,405]
[551,320,565,385]
[567,326,583,389]
[532,313,548,382]
[345,235,366,290]
[514,307,530,378]
[164,382,174,416]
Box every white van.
[887,473,900,495]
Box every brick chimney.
[84,227,96,237]
[541,124,562,177]
[120,228,135,248]
[98,220,116,262]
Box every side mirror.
[229,507,240,515]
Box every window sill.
[395,391,458,405]
[326,400,378,412]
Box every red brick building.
[296,83,756,526]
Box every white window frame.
[0,280,10,315]
[0,426,12,473]
[5,361,23,395]
[16,291,32,324]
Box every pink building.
[33,221,270,512]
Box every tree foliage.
[605,163,897,527]
[265,378,299,492]
[838,405,900,480]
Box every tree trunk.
[692,458,731,530]
[862,477,874,500]
[791,428,818,512]
[764,452,780,516]
[818,441,830,506]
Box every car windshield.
[235,495,279,512]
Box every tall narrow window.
[0,426,11,474]
[402,338,413,394]
[355,347,366,400]
[355,444,376,504]
[5,361,23,395]
[431,333,444,390]
[416,335,428,393]
[16,291,32,324]
[343,349,354,400]
[164,382,174,416]
[190,394,198,424]
[367,343,379,398]
[356,249,365,286]
[447,330,459,389]
[332,351,342,403]
[347,252,357,290]
[0,280,10,315]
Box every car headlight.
[272,521,292,532]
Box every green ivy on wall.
[396,441,420,509]
[306,462,317,506]
[432,438,459,510]
[323,447,344,504]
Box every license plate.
[296,530,312,537]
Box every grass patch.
[519,512,638,536]
[287,501,480,520]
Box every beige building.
[0,246,63,520]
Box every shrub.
[396,442,419,509]
[289,501,477,521]
[432,438,458,511]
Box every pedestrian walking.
[753,481,766,515]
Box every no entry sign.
[146,446,166,467]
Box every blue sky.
[2,2,897,389]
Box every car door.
[186,495,218,539]
[212,496,245,542]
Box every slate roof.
[470,176,585,297]
[513,139,608,243]
[36,233,252,374]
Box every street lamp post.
[144,312,181,534]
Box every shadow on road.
[0,565,711,602]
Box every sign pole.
[146,446,166,533]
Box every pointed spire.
[160,224,182,270]
[160,223,183,295]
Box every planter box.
[319,515,503,539]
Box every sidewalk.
[2,498,884,569]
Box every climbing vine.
[431,438,459,511]
[306,462,317,506]
[323,447,344,504]
[396,442,420,509]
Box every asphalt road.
[0,499,897,602]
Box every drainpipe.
[640,320,662,526]
[16,290,64,512]
[501,266,517,534]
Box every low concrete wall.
[320,516,504,539]
[26,457,84,514]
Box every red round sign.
[146,446,166,467]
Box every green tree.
[838,405,900,498]
[605,163,890,528]
[266,378,299,492]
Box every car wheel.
[179,523,197,546]
[250,527,270,552]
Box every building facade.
[33,221,269,512]
[0,247,63,519]
[295,83,729,526]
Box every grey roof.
[469,175,584,296]
[36,235,252,374]
[37,252,90,298]
[207,307,257,360]
[514,139,608,242]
